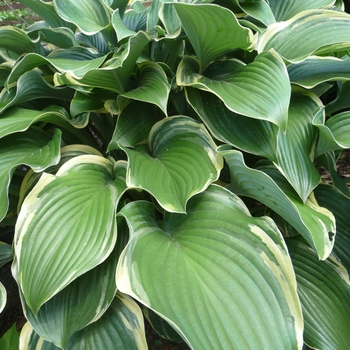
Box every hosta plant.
[1,0,350,349]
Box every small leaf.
[287,237,350,350]
[121,116,223,212]
[13,157,127,314]
[258,9,350,62]
[173,3,253,71]
[177,50,290,131]
[117,186,303,349]
[0,241,12,267]
[0,323,19,350]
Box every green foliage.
[0,0,350,349]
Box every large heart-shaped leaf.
[177,50,290,131]
[53,0,111,34]
[258,9,350,62]
[117,185,303,349]
[0,128,61,222]
[18,233,124,349]
[287,237,350,350]
[173,3,253,71]
[221,148,335,260]
[121,116,223,212]
[20,293,147,350]
[13,158,127,314]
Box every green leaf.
[0,26,45,57]
[287,237,350,350]
[275,91,321,202]
[19,0,76,29]
[0,282,6,313]
[54,32,150,94]
[314,109,350,156]
[315,184,350,274]
[121,116,223,212]
[20,293,148,350]
[177,50,290,131]
[288,56,350,89]
[220,148,335,260]
[268,0,336,21]
[116,61,171,115]
[13,157,127,314]
[7,49,106,87]
[117,185,303,349]
[112,9,137,41]
[173,3,253,71]
[108,100,163,150]
[53,0,111,34]
[0,241,12,267]
[258,9,350,62]
[0,128,62,222]
[186,88,278,161]
[0,323,19,350]
[0,70,74,114]
[19,235,123,349]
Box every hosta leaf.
[116,61,170,115]
[0,128,61,222]
[0,26,45,57]
[121,116,223,212]
[53,0,111,34]
[112,9,137,41]
[287,237,350,350]
[268,0,336,21]
[108,100,163,150]
[173,3,253,71]
[315,184,350,273]
[117,185,303,350]
[0,106,88,139]
[54,32,150,94]
[20,293,147,350]
[19,0,76,29]
[258,9,350,62]
[0,70,73,114]
[123,2,149,33]
[70,91,106,117]
[186,88,278,161]
[0,282,6,313]
[159,4,181,37]
[221,148,335,260]
[275,91,321,202]
[177,50,290,131]
[288,56,350,89]
[19,235,123,349]
[326,80,350,116]
[7,49,106,86]
[13,157,127,314]
[0,242,12,267]
[314,109,350,156]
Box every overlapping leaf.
[13,157,127,314]
[0,128,61,222]
[287,237,350,350]
[53,0,111,34]
[20,293,147,350]
[178,50,290,131]
[221,148,335,260]
[173,3,253,71]
[315,184,350,273]
[268,0,336,21]
[121,116,223,212]
[117,185,303,349]
[0,282,6,313]
[258,9,350,62]
[0,242,13,267]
